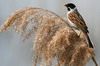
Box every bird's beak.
[65,4,67,7]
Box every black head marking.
[65,3,76,11]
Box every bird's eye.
[67,7,70,11]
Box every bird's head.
[65,3,76,11]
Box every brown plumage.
[67,8,93,48]
[68,10,89,33]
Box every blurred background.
[0,0,99,66]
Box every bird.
[65,3,98,66]
[65,3,93,48]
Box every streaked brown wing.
[68,10,89,33]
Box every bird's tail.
[83,32,94,48]
[87,34,94,48]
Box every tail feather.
[83,32,94,48]
[87,34,94,48]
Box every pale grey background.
[0,0,99,66]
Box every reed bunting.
[64,3,98,66]
[65,3,94,48]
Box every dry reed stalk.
[0,7,94,66]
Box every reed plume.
[0,7,94,66]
